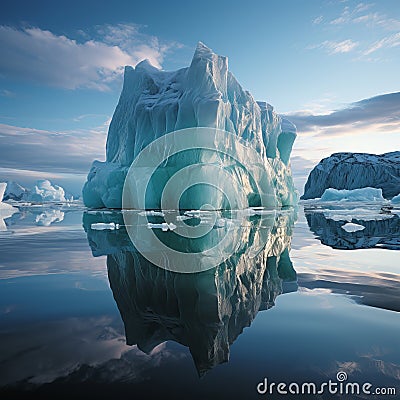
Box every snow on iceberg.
[83,42,298,209]
[25,180,67,203]
[302,151,400,200]
[320,187,385,202]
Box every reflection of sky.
[0,206,399,396]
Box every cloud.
[0,122,107,175]
[363,32,400,55]
[0,24,180,90]
[312,3,400,59]
[285,92,400,137]
[329,3,400,30]
[312,16,323,25]
[310,39,359,54]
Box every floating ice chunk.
[139,210,165,217]
[91,222,119,230]
[176,215,192,221]
[320,187,384,202]
[147,222,177,231]
[184,210,212,218]
[341,222,366,232]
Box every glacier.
[302,151,400,200]
[83,42,298,209]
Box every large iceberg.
[83,42,298,209]
[302,152,400,200]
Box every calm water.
[0,203,399,399]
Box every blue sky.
[0,0,399,195]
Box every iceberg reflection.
[83,208,297,375]
[304,204,400,250]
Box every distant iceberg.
[83,42,298,209]
[3,181,26,201]
[0,182,18,231]
[25,180,67,203]
[302,152,400,200]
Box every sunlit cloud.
[0,24,182,90]
[285,92,400,138]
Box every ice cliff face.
[83,42,297,209]
[302,152,400,200]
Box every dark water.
[0,203,399,399]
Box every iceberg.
[3,181,26,201]
[320,187,385,202]
[302,152,400,200]
[25,180,67,203]
[83,42,298,209]
[0,182,18,231]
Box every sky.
[0,0,399,196]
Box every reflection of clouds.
[35,210,64,226]
[0,210,106,279]
[297,268,400,312]
[0,316,188,387]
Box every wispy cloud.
[285,92,400,138]
[311,3,400,59]
[308,39,359,54]
[0,24,181,91]
[312,15,323,25]
[363,32,400,55]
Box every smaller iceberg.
[0,182,18,231]
[25,180,67,203]
[3,181,26,201]
[320,187,384,202]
